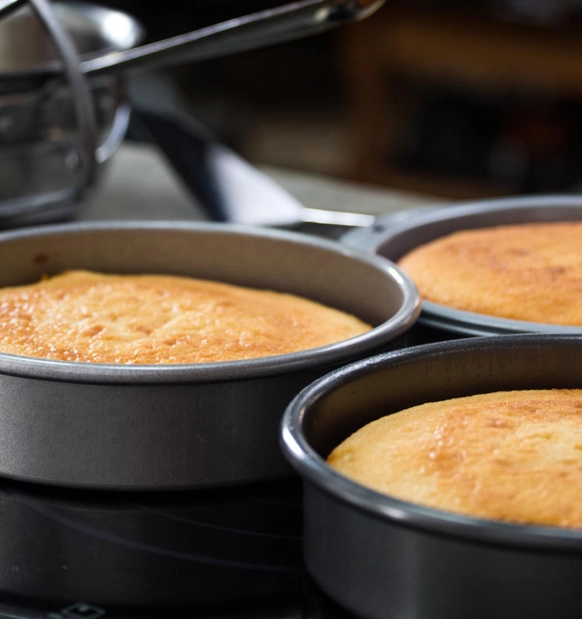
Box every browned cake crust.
[397,222,582,325]
[328,390,582,528]
[0,270,371,364]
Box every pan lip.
[373,193,582,243]
[346,193,582,335]
[350,193,582,257]
[0,220,420,384]
[281,333,582,551]
[418,301,582,336]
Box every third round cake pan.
[282,334,582,619]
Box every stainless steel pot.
[0,220,419,490]
[281,334,582,619]
[0,1,141,226]
[342,194,582,340]
[0,0,385,227]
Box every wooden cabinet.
[341,6,582,198]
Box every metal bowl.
[282,334,582,619]
[342,194,582,340]
[0,221,419,490]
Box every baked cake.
[328,389,582,528]
[397,221,582,325]
[0,270,371,364]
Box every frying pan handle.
[79,0,386,77]
[340,205,449,252]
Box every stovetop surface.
[0,475,356,619]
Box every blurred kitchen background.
[101,0,582,199]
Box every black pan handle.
[130,107,234,222]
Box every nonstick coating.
[282,335,582,619]
[0,221,419,490]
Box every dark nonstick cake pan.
[0,221,419,490]
[282,334,582,619]
[342,194,582,340]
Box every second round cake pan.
[342,194,582,341]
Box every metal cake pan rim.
[0,220,420,383]
[281,334,582,551]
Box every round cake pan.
[0,221,419,490]
[282,334,582,619]
[342,194,582,339]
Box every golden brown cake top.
[328,389,582,528]
[397,221,582,325]
[0,270,371,364]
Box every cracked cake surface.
[328,389,582,528]
[0,270,371,364]
[398,221,582,325]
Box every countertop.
[77,142,442,224]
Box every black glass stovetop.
[0,475,358,619]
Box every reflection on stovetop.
[0,476,359,619]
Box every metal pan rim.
[344,194,582,336]
[372,193,582,240]
[343,193,582,256]
[281,334,582,551]
[0,220,420,383]
[419,301,582,336]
